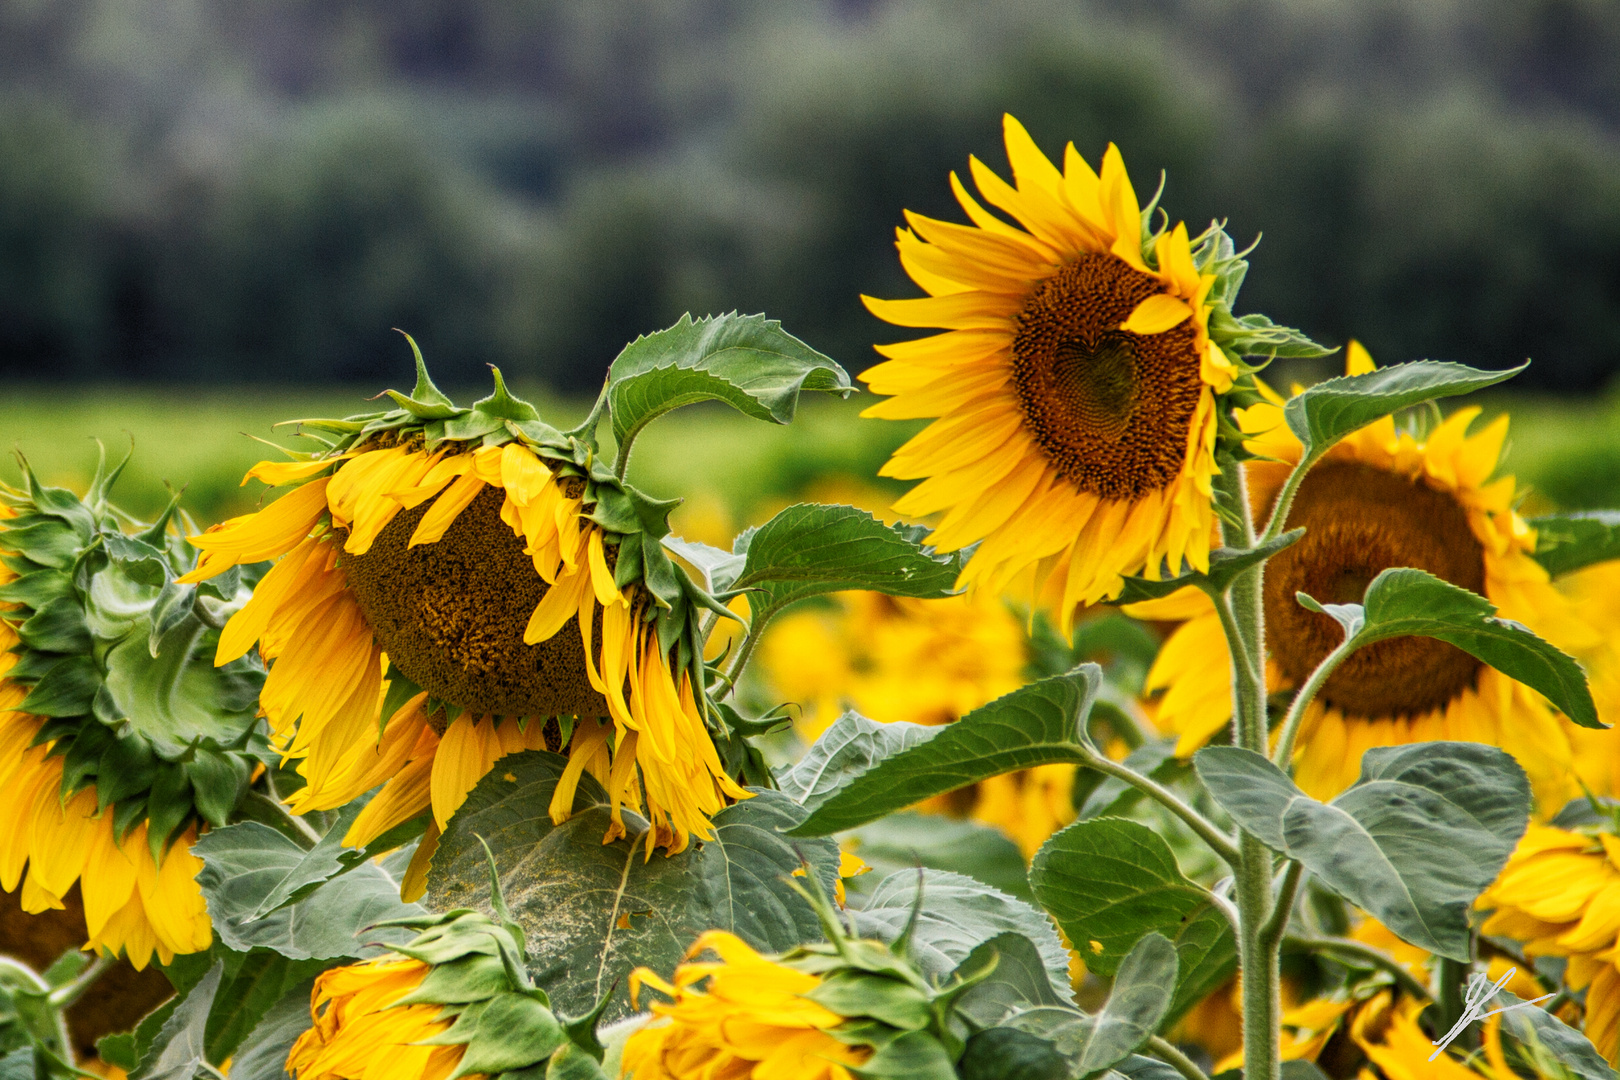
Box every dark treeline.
[3,0,1619,391]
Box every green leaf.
[851,869,1071,1002]
[1319,567,1600,728]
[185,746,251,827]
[203,951,329,1067]
[788,667,1101,837]
[806,971,933,1029]
[18,655,101,717]
[1528,512,1620,579]
[1115,531,1303,603]
[1489,989,1618,1080]
[220,974,317,1080]
[424,751,841,1021]
[1079,933,1178,1074]
[950,932,1072,1027]
[450,993,565,1078]
[957,1028,1072,1080]
[777,714,940,813]
[1194,742,1530,960]
[193,821,427,960]
[1284,360,1525,460]
[0,569,72,609]
[103,617,264,756]
[844,812,1032,902]
[854,1030,958,1080]
[1028,818,1234,1028]
[130,961,221,1080]
[241,797,376,919]
[607,312,851,450]
[0,518,83,568]
[17,596,91,653]
[725,505,963,617]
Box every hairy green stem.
[1077,746,1241,869]
[1271,635,1357,767]
[1435,956,1477,1053]
[1259,861,1304,951]
[47,954,113,1010]
[1212,461,1282,1080]
[1286,935,1432,1003]
[1147,1035,1213,1080]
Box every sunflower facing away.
[0,454,263,967]
[861,114,1317,631]
[179,356,748,892]
[1129,343,1600,806]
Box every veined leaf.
[1528,511,1620,579]
[788,666,1101,837]
[193,822,426,961]
[129,962,221,1080]
[1078,933,1178,1074]
[607,312,851,449]
[1028,818,1235,1027]
[777,712,939,812]
[852,869,1071,1000]
[843,811,1032,901]
[1490,989,1617,1080]
[1284,360,1525,460]
[1306,567,1600,728]
[424,751,840,1021]
[724,504,963,616]
[950,932,1072,1027]
[1195,742,1530,960]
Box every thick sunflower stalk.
[178,353,755,887]
[0,451,262,969]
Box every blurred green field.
[2,381,1617,541]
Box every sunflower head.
[180,345,748,863]
[862,114,1324,628]
[288,900,598,1080]
[624,874,966,1080]
[0,447,261,965]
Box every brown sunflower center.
[1263,460,1486,718]
[1010,252,1203,500]
[339,484,609,720]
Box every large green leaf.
[1077,933,1178,1075]
[851,869,1071,1000]
[777,713,940,812]
[1305,567,1600,728]
[788,666,1101,837]
[1283,360,1525,460]
[424,750,840,1021]
[1490,989,1618,1080]
[1028,818,1235,1028]
[1194,742,1530,960]
[224,975,317,1080]
[193,822,426,961]
[607,312,851,449]
[1528,512,1620,578]
[130,962,221,1080]
[843,812,1032,902]
[951,933,1072,1027]
[203,951,327,1068]
[720,504,963,617]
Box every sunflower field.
[5,113,1620,1080]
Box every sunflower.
[624,931,872,1080]
[1129,343,1592,806]
[861,114,1312,631]
[286,955,464,1080]
[760,588,1074,858]
[178,362,748,889]
[1477,824,1620,1062]
[0,456,260,968]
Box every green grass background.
[2,378,1617,540]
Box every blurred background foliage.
[4,0,1620,515]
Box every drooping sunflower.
[0,455,262,968]
[862,114,1314,630]
[761,588,1074,858]
[1477,824,1620,1062]
[1130,343,1594,807]
[179,359,748,891]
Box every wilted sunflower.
[180,357,747,891]
[761,589,1074,858]
[1130,343,1592,806]
[861,114,1313,630]
[287,955,464,1080]
[1478,824,1620,1062]
[0,455,261,968]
